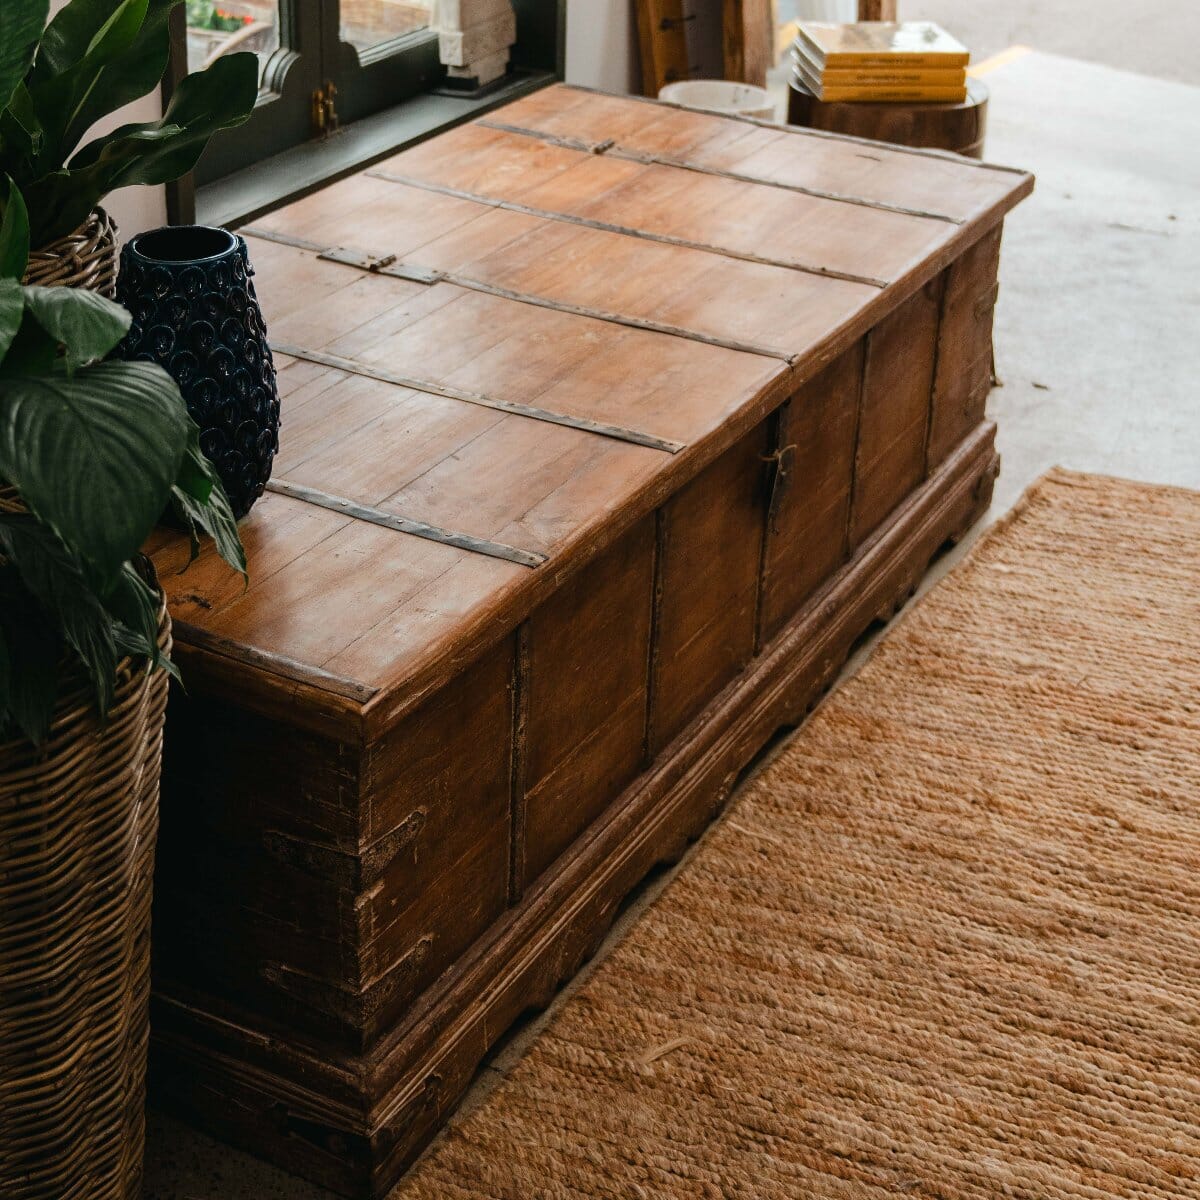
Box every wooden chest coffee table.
[148,84,1032,1197]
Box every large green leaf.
[0,178,30,280]
[0,503,176,740]
[58,0,176,162]
[0,84,45,174]
[0,281,24,363]
[0,511,118,715]
[172,426,247,576]
[72,49,258,180]
[26,51,257,244]
[25,0,148,170]
[21,283,131,369]
[0,0,48,112]
[34,0,144,78]
[0,306,59,377]
[104,560,166,667]
[62,0,151,137]
[0,358,190,583]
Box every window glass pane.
[340,0,433,55]
[184,0,281,82]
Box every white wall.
[47,0,167,242]
[564,0,639,94]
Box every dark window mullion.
[315,0,339,87]
[194,0,326,185]
[329,1,444,127]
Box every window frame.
[166,0,565,227]
[331,12,445,127]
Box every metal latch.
[311,80,339,138]
[765,440,797,536]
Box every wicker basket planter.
[0,586,171,1199]
[22,207,120,298]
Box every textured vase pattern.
[116,227,279,519]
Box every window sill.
[196,69,556,229]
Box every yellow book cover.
[792,60,967,104]
[798,21,970,68]
[792,39,966,87]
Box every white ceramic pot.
[658,80,778,121]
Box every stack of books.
[792,21,970,104]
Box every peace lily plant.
[0,18,260,1200]
[0,0,258,741]
[0,182,246,743]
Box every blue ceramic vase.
[115,225,279,520]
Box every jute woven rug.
[395,469,1200,1199]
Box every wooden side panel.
[346,638,514,1045]
[651,427,769,753]
[154,642,515,1051]
[850,280,941,547]
[928,224,1003,468]
[521,519,656,888]
[363,637,514,848]
[358,634,512,921]
[723,0,776,88]
[154,693,363,1041]
[857,1,898,21]
[160,693,361,848]
[760,344,862,643]
[151,865,356,1048]
[358,835,507,1046]
[635,0,691,96]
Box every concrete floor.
[925,1,1200,86]
[145,25,1200,1200]
[981,51,1200,511]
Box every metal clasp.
[311,81,339,138]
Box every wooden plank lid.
[150,84,1032,740]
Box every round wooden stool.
[787,72,989,160]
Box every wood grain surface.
[150,84,1030,741]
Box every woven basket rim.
[22,206,120,299]
[25,205,118,264]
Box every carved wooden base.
[150,424,999,1198]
